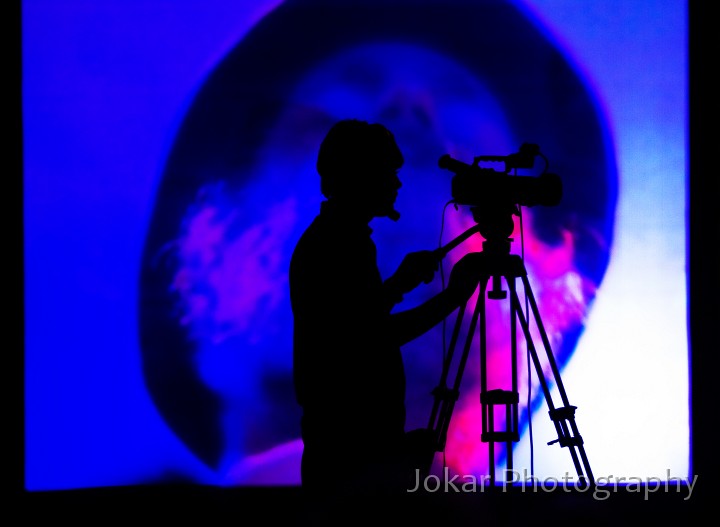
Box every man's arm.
[382,250,440,310]
[388,289,460,346]
[386,251,487,346]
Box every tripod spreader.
[546,406,585,448]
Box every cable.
[518,202,534,478]
[436,199,457,470]
[437,200,457,291]
[437,199,460,360]
[518,150,546,479]
[538,152,550,174]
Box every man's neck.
[322,198,374,225]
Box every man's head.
[317,119,403,218]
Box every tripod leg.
[423,302,466,477]
[520,275,594,485]
[427,303,467,432]
[480,277,522,485]
[478,280,492,482]
[440,292,484,443]
[511,278,594,485]
[424,288,484,477]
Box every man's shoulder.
[290,217,332,278]
[293,212,369,257]
[291,217,327,260]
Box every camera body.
[439,145,562,208]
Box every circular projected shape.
[139,0,616,483]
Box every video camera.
[438,144,562,208]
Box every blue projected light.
[24,0,688,490]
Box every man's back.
[290,200,406,490]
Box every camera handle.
[421,244,594,487]
[432,223,482,260]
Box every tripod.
[423,204,594,486]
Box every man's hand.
[386,250,440,298]
[387,251,488,345]
[447,251,487,304]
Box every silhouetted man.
[290,119,481,511]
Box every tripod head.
[469,202,518,256]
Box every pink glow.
[172,192,298,346]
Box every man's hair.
[316,119,404,198]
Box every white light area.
[513,234,690,479]
[509,0,689,480]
